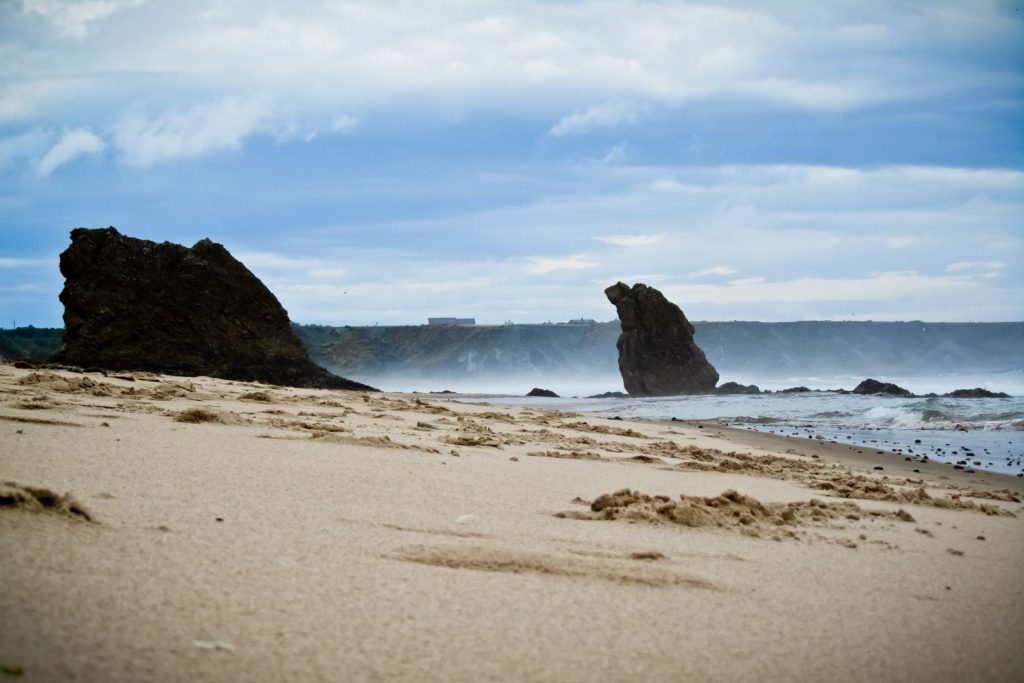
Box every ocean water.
[454,382,1024,477]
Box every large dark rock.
[604,282,719,396]
[54,227,375,391]
[851,379,913,397]
[526,387,559,397]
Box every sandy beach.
[2,364,1022,682]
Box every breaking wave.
[859,402,1024,431]
[723,415,784,425]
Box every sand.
[1,364,1022,682]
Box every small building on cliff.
[427,317,476,326]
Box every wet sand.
[674,421,1024,495]
[1,364,1022,682]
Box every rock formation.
[526,387,559,398]
[944,388,1010,399]
[714,381,761,395]
[604,282,719,396]
[847,381,1009,399]
[54,227,375,391]
[851,379,913,397]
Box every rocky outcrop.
[714,381,761,395]
[846,381,1010,399]
[604,282,719,396]
[851,379,913,397]
[526,387,559,397]
[944,388,1011,398]
[54,227,375,391]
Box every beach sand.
[1,364,1022,682]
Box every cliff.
[296,321,1024,383]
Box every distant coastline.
[4,321,1022,390]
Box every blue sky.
[1,0,1022,327]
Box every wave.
[810,410,853,419]
[719,415,785,425]
[859,404,1024,431]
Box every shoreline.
[450,389,1024,477]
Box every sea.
[439,373,1024,477]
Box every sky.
[1,0,1022,327]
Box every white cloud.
[739,77,883,110]
[21,0,143,38]
[945,261,1003,273]
[599,143,627,164]
[527,253,601,275]
[0,129,50,169]
[0,80,90,124]
[608,273,671,284]
[689,266,736,278]
[886,236,915,249]
[648,179,688,193]
[727,277,767,287]
[595,233,662,248]
[663,271,986,306]
[113,98,269,167]
[550,102,647,137]
[235,251,324,271]
[36,128,105,176]
[330,115,359,133]
[0,257,50,268]
[235,251,348,282]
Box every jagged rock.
[586,391,630,399]
[714,381,761,395]
[780,386,812,393]
[604,282,719,396]
[851,379,913,397]
[526,387,559,397]
[944,388,1011,398]
[54,227,375,391]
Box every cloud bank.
[0,1,1021,325]
[2,0,1020,166]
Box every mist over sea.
[376,371,1024,477]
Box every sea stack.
[604,281,719,396]
[54,227,375,390]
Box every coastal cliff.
[5,321,1022,385]
[295,321,1023,384]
